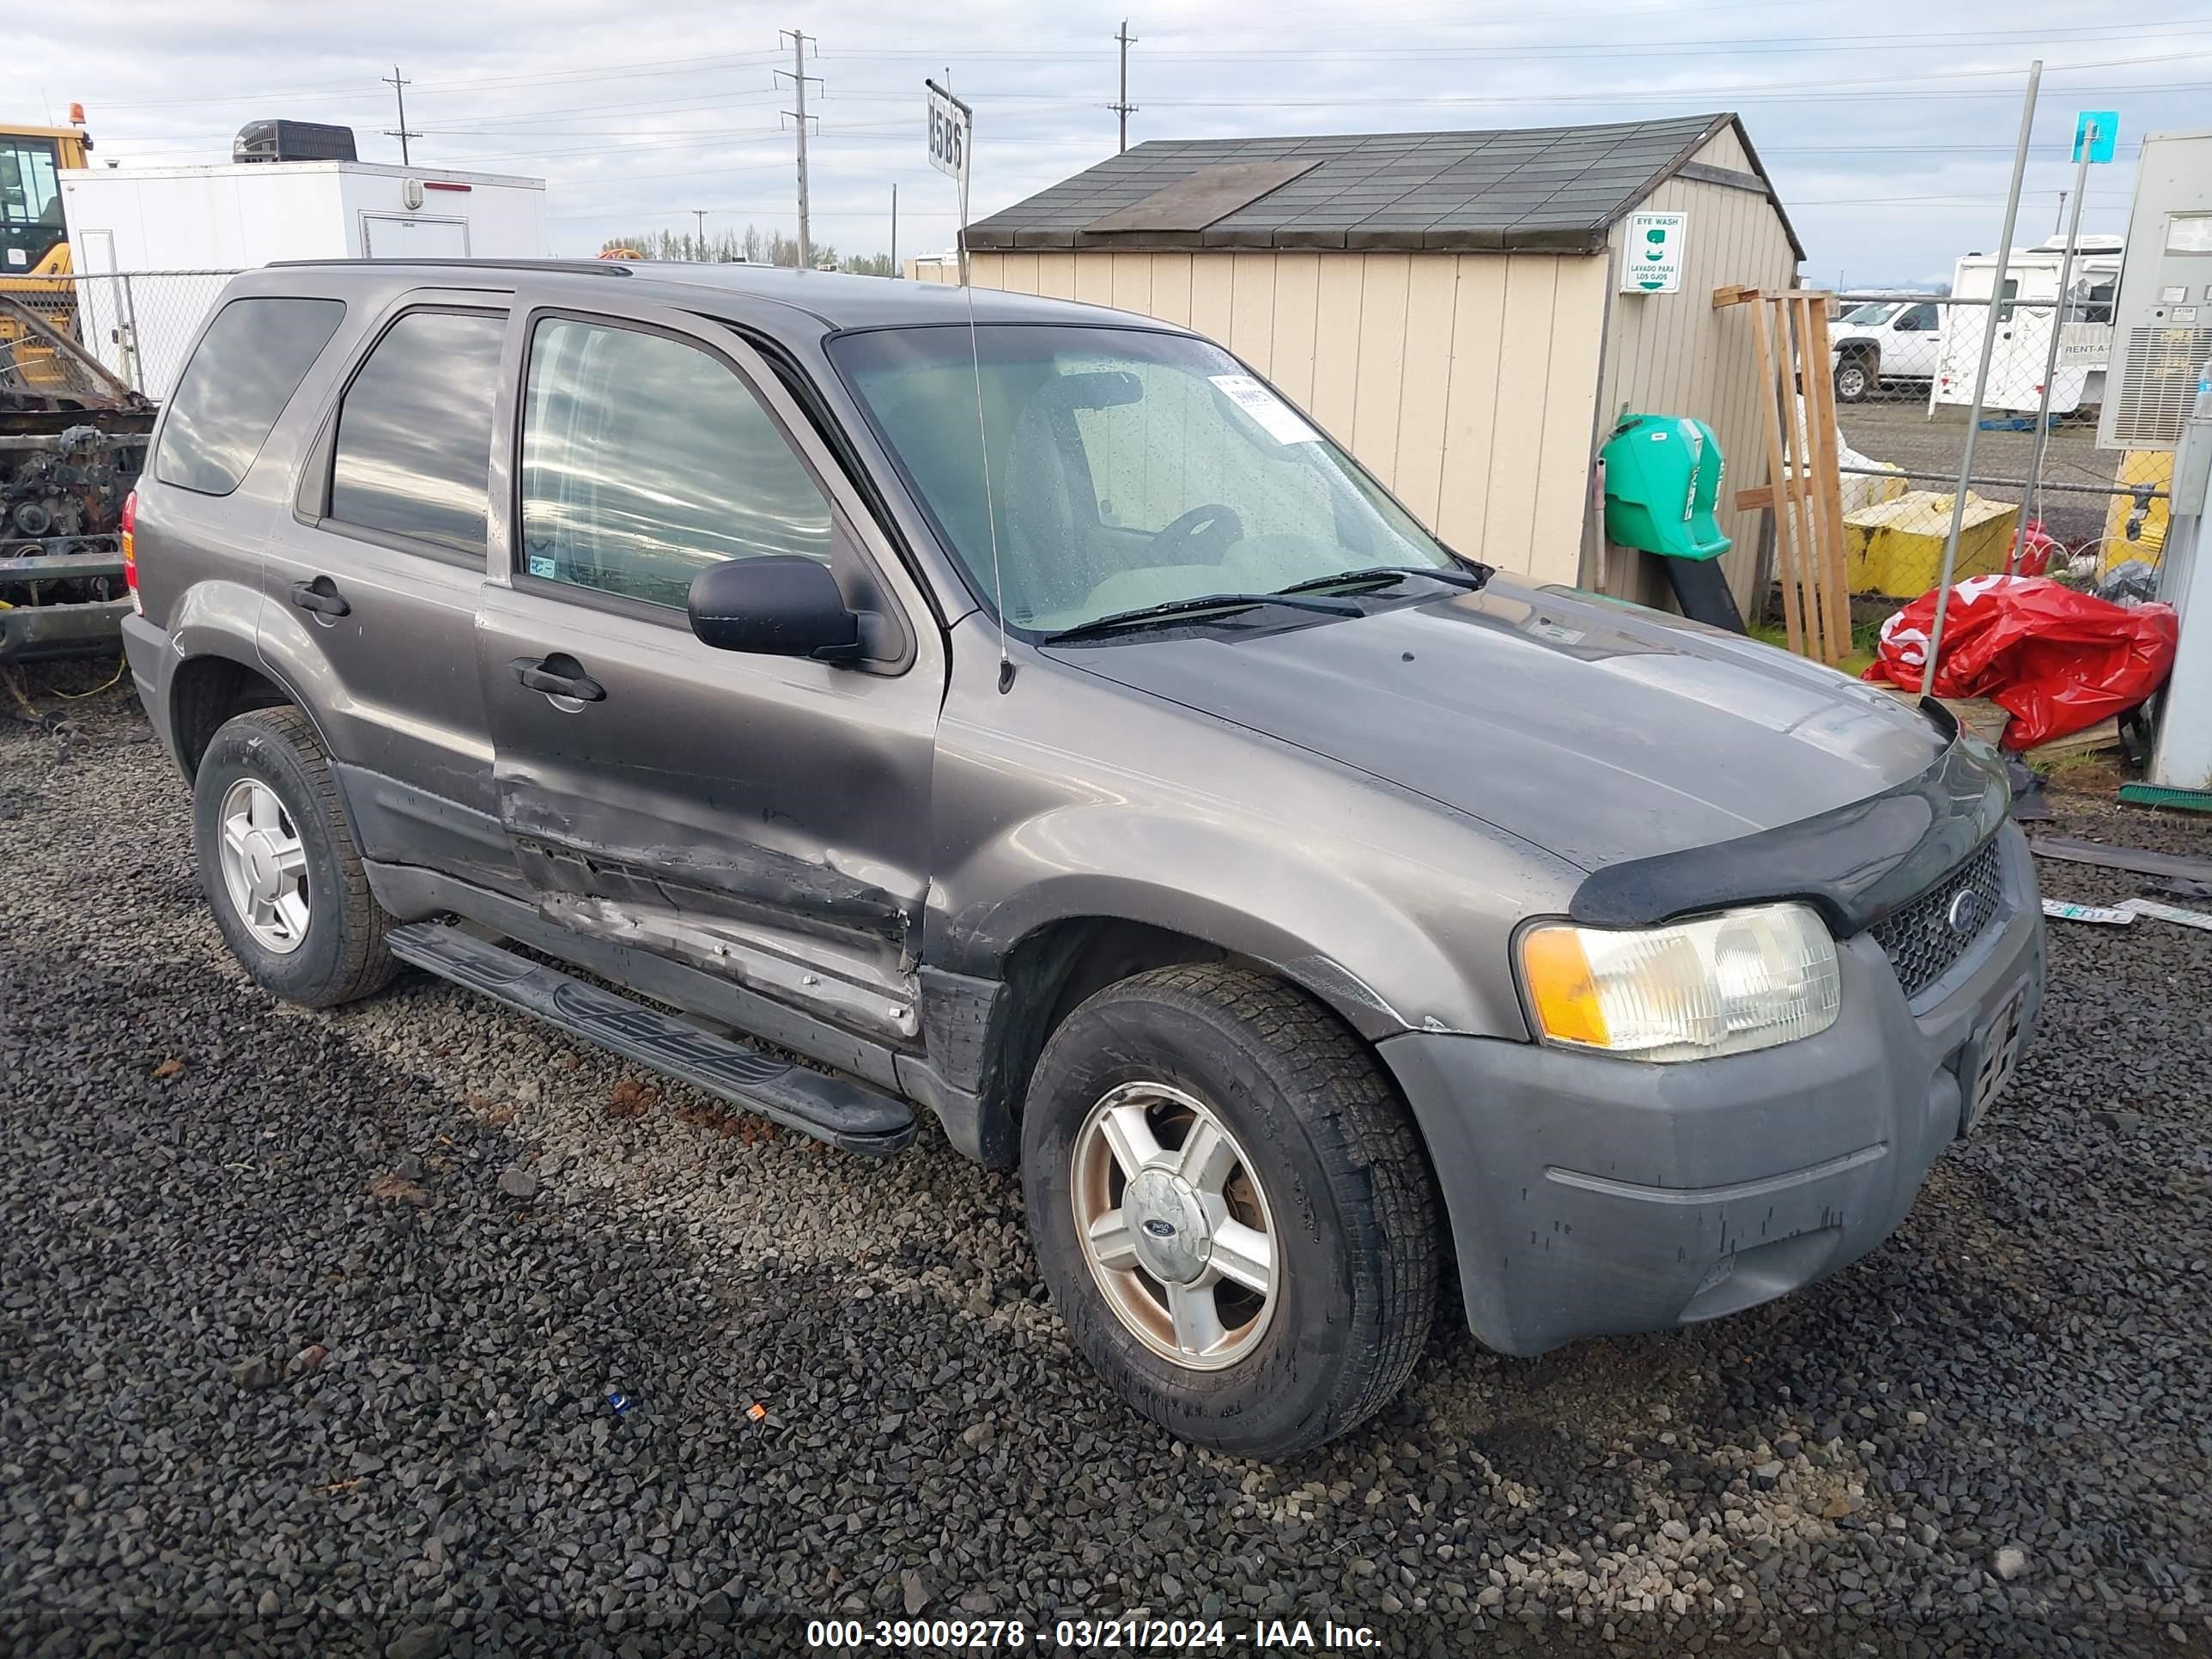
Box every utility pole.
[692,208,708,256]
[2053,189,2068,236]
[382,66,420,167]
[890,182,897,276]
[1112,21,1139,153]
[777,30,821,270]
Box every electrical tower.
[382,66,420,166]
[776,31,822,270]
[1112,21,1139,154]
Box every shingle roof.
[963,112,1802,258]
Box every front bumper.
[1381,823,2045,1358]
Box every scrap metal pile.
[0,295,152,664]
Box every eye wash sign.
[1623,211,1686,294]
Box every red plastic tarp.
[1862,574,2178,750]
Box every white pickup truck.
[1828,299,1943,402]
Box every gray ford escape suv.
[123,260,2044,1457]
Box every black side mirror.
[687,556,863,663]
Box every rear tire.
[1021,963,1438,1456]
[192,707,396,1008]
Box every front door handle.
[511,654,606,702]
[289,575,349,617]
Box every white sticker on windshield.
[1208,374,1320,445]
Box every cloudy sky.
[19,0,2209,287]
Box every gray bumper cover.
[1381,823,2045,1358]
[120,611,183,769]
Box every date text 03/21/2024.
[803,1617,1383,1650]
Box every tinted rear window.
[152,297,346,495]
[328,309,506,556]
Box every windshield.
[830,324,1461,635]
[1841,302,1899,326]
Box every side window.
[328,309,506,556]
[519,317,833,610]
[1898,304,1938,332]
[1066,362,1332,541]
[152,297,346,496]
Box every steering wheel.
[1150,502,1245,563]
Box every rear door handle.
[289,576,349,617]
[511,654,606,702]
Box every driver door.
[473,289,945,1044]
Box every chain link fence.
[0,270,238,404]
[1822,289,2171,611]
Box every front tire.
[192,707,396,1008]
[1021,964,1438,1456]
[1833,355,1875,403]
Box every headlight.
[1518,902,1840,1061]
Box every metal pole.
[945,68,969,289]
[1114,21,1138,153]
[958,154,971,290]
[118,273,143,395]
[383,67,417,167]
[1923,58,2041,699]
[781,30,814,271]
[2015,125,2094,570]
[890,183,897,276]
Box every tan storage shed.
[930,113,1802,611]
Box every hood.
[1045,577,1951,873]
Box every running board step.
[386,921,915,1156]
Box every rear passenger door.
[473,295,944,1039]
[261,294,523,889]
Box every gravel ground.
[3,665,2210,1659]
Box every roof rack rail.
[264,258,631,276]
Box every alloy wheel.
[216,778,311,954]
[1069,1079,1279,1370]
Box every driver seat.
[1001,384,1110,622]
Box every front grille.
[1868,838,2005,1001]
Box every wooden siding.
[1597,131,1801,609]
[913,136,1796,598]
[964,245,1609,583]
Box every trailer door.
[362,214,469,259]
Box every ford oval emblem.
[1947,890,1985,936]
[1141,1218,1177,1238]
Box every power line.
[89,14,2212,115]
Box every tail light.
[121,489,140,614]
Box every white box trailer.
[1933,235,2124,417]
[56,161,547,398]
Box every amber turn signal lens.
[1520,926,1610,1048]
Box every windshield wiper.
[1275,562,1492,597]
[1040,590,1362,644]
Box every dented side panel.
[476,577,940,975]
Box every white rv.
[1932,234,2123,417]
